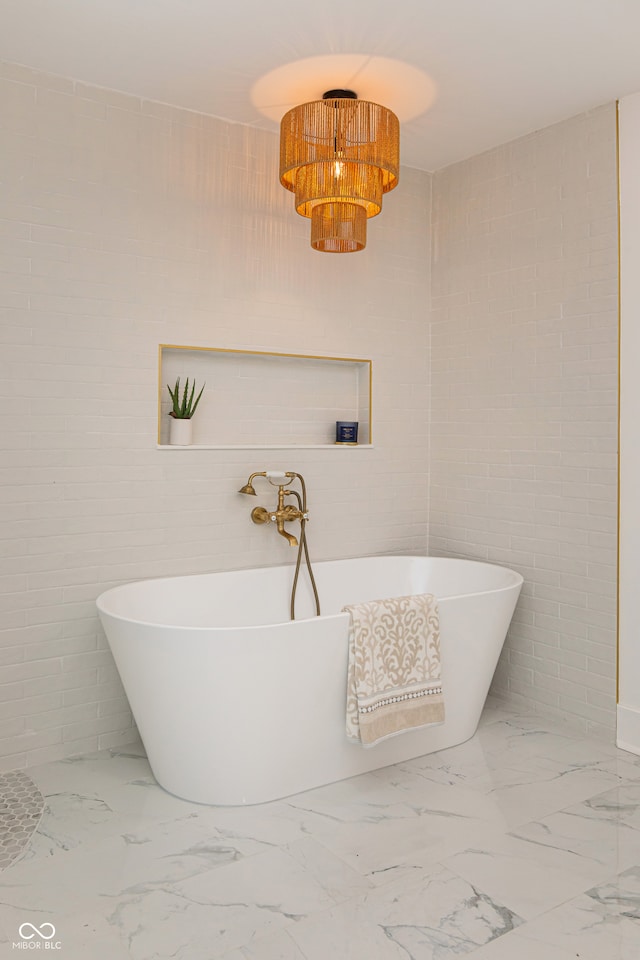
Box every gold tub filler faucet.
[238,471,321,620]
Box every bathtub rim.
[96,555,524,633]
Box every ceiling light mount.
[279,88,399,253]
[322,89,357,100]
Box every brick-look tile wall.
[429,104,619,737]
[0,60,621,765]
[0,62,431,769]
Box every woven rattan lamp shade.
[280,93,399,252]
[311,202,367,253]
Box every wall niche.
[158,344,372,448]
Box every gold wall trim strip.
[160,343,372,364]
[157,343,163,446]
[616,99,622,705]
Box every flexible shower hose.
[287,488,321,620]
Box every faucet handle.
[250,506,272,525]
[266,471,290,486]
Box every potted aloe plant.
[167,377,205,445]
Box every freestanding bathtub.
[97,556,522,806]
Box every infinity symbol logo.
[18,922,56,940]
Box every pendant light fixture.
[279,90,400,253]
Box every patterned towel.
[344,594,445,746]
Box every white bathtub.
[96,556,522,805]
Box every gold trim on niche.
[158,343,373,447]
[161,343,372,364]
[157,343,163,446]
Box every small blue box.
[336,421,358,444]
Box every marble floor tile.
[514,865,640,960]
[0,811,287,906]
[465,721,606,778]
[1,828,370,957]
[2,703,640,959]
[464,929,581,959]
[462,753,639,827]
[104,844,362,959]
[183,797,313,851]
[0,916,10,957]
[26,751,201,854]
[220,929,307,959]
[510,782,640,877]
[27,744,150,803]
[282,792,493,882]
[441,825,607,919]
[19,789,154,862]
[389,711,612,791]
[282,835,373,901]
[287,862,523,960]
[281,767,514,883]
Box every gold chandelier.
[279,90,400,253]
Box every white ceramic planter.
[168,417,193,445]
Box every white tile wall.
[0,59,620,765]
[0,62,431,768]
[430,104,619,737]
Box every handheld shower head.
[238,471,266,495]
[266,471,294,486]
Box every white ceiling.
[2,0,640,170]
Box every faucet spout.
[277,522,298,547]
